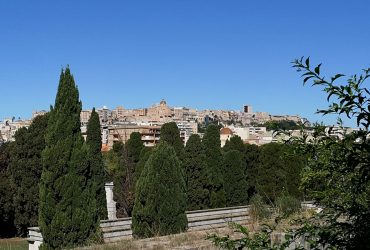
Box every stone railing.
[28,205,251,248]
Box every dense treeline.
[0,118,305,240]
[110,122,305,239]
[0,122,304,237]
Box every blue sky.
[1,1,369,126]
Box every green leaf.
[305,57,310,68]
[314,63,321,75]
[304,76,314,84]
[331,74,345,82]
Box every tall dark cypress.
[223,135,245,153]
[39,67,98,249]
[256,143,287,202]
[132,142,187,238]
[184,134,209,210]
[203,124,226,208]
[86,108,107,220]
[160,122,184,159]
[114,132,144,217]
[223,150,248,206]
[9,114,48,236]
[0,142,16,237]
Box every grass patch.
[0,238,28,250]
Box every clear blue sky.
[1,1,369,126]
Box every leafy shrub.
[275,195,301,217]
[249,194,271,221]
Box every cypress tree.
[113,144,131,217]
[113,133,143,217]
[0,142,16,237]
[39,67,98,249]
[203,124,226,208]
[223,150,248,206]
[126,132,144,164]
[256,143,287,202]
[184,134,209,210]
[9,114,48,235]
[244,144,260,200]
[223,135,245,153]
[160,122,184,159]
[132,142,187,238]
[133,147,152,184]
[126,132,144,213]
[86,108,107,220]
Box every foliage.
[113,133,144,217]
[256,143,288,203]
[102,149,120,178]
[203,124,226,208]
[223,135,245,153]
[133,146,152,184]
[132,142,187,238]
[0,142,16,237]
[126,132,144,163]
[255,143,304,203]
[289,57,370,249]
[275,194,301,217]
[39,67,99,249]
[113,141,124,154]
[223,150,248,206]
[249,194,271,221]
[160,122,184,159]
[86,108,107,220]
[262,120,301,131]
[113,144,131,217]
[8,114,48,236]
[183,134,210,210]
[207,222,295,250]
[244,144,260,200]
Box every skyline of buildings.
[2,99,350,149]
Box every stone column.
[105,182,117,220]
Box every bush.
[132,142,187,238]
[249,194,270,221]
[275,195,301,217]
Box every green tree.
[262,120,300,131]
[256,143,287,203]
[133,147,152,184]
[113,133,143,217]
[244,144,260,200]
[0,142,16,237]
[113,145,131,217]
[282,145,304,200]
[203,124,226,208]
[132,142,187,238]
[9,114,48,236]
[86,108,107,220]
[223,150,248,206]
[160,122,184,159]
[103,141,124,178]
[126,132,144,163]
[39,67,98,249]
[290,57,370,249]
[184,134,210,210]
[223,135,245,153]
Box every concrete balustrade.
[27,205,251,248]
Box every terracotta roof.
[101,144,109,152]
[220,127,233,135]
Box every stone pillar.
[105,182,117,220]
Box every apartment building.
[107,124,161,149]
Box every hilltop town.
[1,100,309,148]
